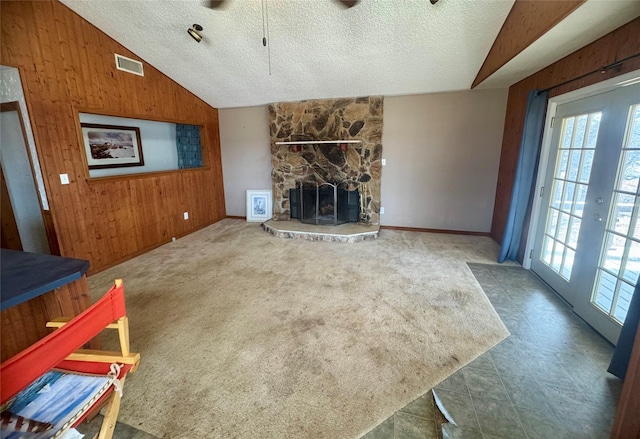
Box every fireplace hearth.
[290,182,359,226]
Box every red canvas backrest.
[0,282,127,403]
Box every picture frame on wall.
[81,123,144,169]
[246,190,272,222]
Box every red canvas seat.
[1,280,140,439]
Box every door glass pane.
[567,151,581,181]
[602,233,622,276]
[579,150,595,183]
[551,181,564,209]
[540,112,601,280]
[574,184,588,217]
[622,240,640,284]
[546,209,559,235]
[594,271,616,312]
[542,235,553,264]
[610,192,634,235]
[618,150,640,193]
[556,150,570,179]
[615,281,635,322]
[585,113,601,148]
[557,212,570,242]
[591,104,640,324]
[567,217,581,248]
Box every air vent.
[114,54,144,76]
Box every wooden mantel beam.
[471,0,586,89]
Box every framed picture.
[81,123,144,169]
[246,190,272,222]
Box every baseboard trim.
[380,225,491,237]
[226,215,246,220]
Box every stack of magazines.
[1,369,115,439]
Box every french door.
[531,83,640,344]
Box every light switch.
[381,159,386,166]
[60,174,70,185]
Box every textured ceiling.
[60,0,513,108]
[60,0,637,109]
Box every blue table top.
[1,249,90,311]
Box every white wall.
[0,110,50,254]
[381,89,508,232]
[218,89,508,231]
[219,106,272,216]
[80,113,179,178]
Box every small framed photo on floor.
[246,190,272,222]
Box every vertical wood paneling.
[0,276,98,362]
[491,18,640,244]
[0,1,226,274]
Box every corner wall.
[219,106,272,216]
[0,0,226,273]
[381,89,508,231]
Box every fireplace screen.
[290,182,359,225]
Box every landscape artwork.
[81,123,144,169]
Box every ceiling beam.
[471,0,586,89]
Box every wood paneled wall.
[491,18,640,244]
[0,276,98,362]
[0,1,226,273]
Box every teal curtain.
[498,90,548,263]
[608,282,640,380]
[176,124,203,169]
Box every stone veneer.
[269,96,383,224]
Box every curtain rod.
[538,52,640,95]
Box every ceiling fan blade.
[207,0,228,10]
[336,0,360,8]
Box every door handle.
[593,213,603,222]
[595,197,604,205]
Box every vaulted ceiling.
[60,0,640,109]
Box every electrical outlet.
[183,212,189,220]
[381,159,386,166]
[380,207,385,214]
[60,174,70,185]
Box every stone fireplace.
[269,96,383,225]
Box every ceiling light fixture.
[188,24,203,43]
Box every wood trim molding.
[472,0,585,88]
[226,215,246,220]
[380,225,491,237]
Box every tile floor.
[361,263,623,439]
[78,263,622,439]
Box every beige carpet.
[88,219,509,439]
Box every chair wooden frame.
[1,279,140,439]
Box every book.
[1,369,115,439]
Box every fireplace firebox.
[290,182,359,225]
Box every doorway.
[530,81,640,344]
[0,101,52,254]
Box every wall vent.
[115,54,144,76]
